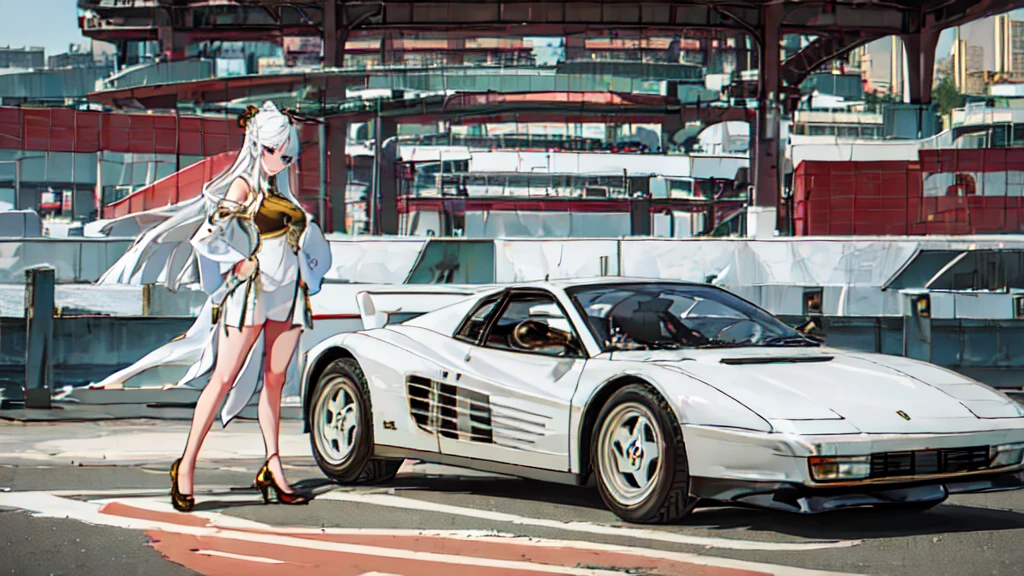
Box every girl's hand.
[232,257,256,279]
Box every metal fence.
[779,314,1024,389]
[2,312,1023,392]
[0,316,195,390]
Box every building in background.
[48,44,95,70]
[857,38,895,95]
[846,12,1024,101]
[951,13,1024,93]
[0,40,116,103]
[1013,20,1024,73]
[0,46,45,70]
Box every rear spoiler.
[355,287,488,330]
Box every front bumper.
[682,423,1024,511]
[690,470,1024,513]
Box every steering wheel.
[714,319,763,344]
[512,320,573,354]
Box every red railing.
[2,106,330,230]
[102,152,236,219]
[102,151,331,229]
[0,106,242,156]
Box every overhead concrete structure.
[77,0,1024,237]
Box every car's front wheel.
[309,358,402,484]
[592,384,698,523]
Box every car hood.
[613,348,1024,433]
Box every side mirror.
[795,318,827,344]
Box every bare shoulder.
[225,176,252,205]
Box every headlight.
[990,443,1024,468]
[809,456,871,482]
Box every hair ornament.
[237,104,259,129]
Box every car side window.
[454,295,502,344]
[483,293,583,357]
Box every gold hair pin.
[237,104,259,129]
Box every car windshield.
[567,283,816,350]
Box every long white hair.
[98,101,303,290]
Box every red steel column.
[902,30,940,105]
[327,116,348,233]
[381,31,405,66]
[322,1,349,232]
[448,35,466,66]
[158,28,189,61]
[323,0,347,69]
[565,34,586,61]
[751,3,783,237]
[374,117,400,235]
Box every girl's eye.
[282,156,293,164]
[263,146,276,155]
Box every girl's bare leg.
[177,324,262,495]
[258,319,302,492]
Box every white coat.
[95,189,333,426]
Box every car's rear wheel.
[310,358,402,484]
[592,384,698,524]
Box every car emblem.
[897,410,911,421]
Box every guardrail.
[0,239,133,284]
[779,314,1024,389]
[3,304,1022,401]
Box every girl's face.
[260,139,294,176]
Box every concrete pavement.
[2,419,1024,575]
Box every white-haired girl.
[146,101,332,511]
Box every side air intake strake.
[406,375,549,449]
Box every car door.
[438,289,587,472]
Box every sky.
[0,0,88,56]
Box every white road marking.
[0,491,865,576]
[193,550,285,564]
[97,494,513,538]
[452,534,861,576]
[0,492,647,576]
[90,495,275,529]
[50,487,235,498]
[319,491,861,552]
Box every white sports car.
[301,278,1024,523]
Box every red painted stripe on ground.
[145,532,308,576]
[293,533,770,576]
[145,530,574,576]
[100,502,212,528]
[106,502,769,576]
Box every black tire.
[309,358,402,485]
[591,383,698,524]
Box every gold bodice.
[255,187,307,239]
[241,175,306,251]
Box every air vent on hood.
[720,355,834,365]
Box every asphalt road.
[2,419,1024,576]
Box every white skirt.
[223,235,309,329]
